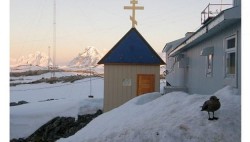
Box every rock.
[18,101,28,105]
[10,138,26,142]
[10,101,28,106]
[10,102,18,106]
[10,110,103,142]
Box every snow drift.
[58,86,240,142]
[10,98,103,139]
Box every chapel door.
[137,74,155,96]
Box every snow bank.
[58,86,240,142]
[10,77,104,139]
[10,98,103,139]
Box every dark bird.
[201,96,221,120]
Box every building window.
[225,35,237,78]
[200,46,214,77]
[206,54,213,77]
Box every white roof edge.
[162,38,183,53]
[169,6,240,57]
[162,35,192,53]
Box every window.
[225,35,237,78]
[200,46,214,77]
[206,54,213,77]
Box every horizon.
[10,46,166,67]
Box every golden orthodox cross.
[124,0,144,28]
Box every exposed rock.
[10,70,50,77]
[10,74,92,86]
[10,138,26,142]
[10,110,103,142]
[38,99,58,102]
[10,101,29,106]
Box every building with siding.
[162,0,241,94]
[98,28,165,112]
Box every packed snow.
[58,86,240,142]
[10,70,240,142]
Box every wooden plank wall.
[104,64,160,112]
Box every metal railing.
[201,3,232,24]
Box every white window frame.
[224,34,237,78]
[206,54,213,77]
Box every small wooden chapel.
[98,0,165,112]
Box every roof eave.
[169,6,241,57]
[98,27,165,65]
[101,62,165,65]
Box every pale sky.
[10,0,233,65]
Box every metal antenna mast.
[48,46,50,70]
[88,66,94,98]
[52,0,56,78]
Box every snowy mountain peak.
[81,46,100,57]
[68,46,103,68]
[13,51,52,67]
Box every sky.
[10,0,233,65]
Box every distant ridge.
[12,51,52,67]
[68,46,103,68]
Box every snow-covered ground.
[10,71,82,84]
[10,76,104,139]
[58,86,240,142]
[10,71,241,142]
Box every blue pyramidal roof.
[98,28,165,65]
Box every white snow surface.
[10,77,104,139]
[10,69,240,142]
[58,86,240,142]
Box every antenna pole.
[52,0,56,78]
[88,66,94,98]
[90,67,92,96]
[48,46,50,70]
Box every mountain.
[68,46,103,68]
[13,51,52,67]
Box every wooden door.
[137,74,155,96]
